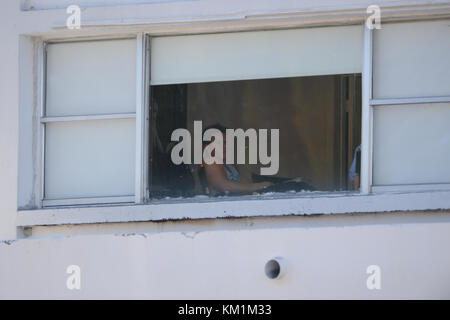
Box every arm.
[204,163,272,193]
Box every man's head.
[202,123,227,162]
[203,123,227,137]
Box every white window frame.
[17,20,450,227]
[35,34,150,208]
[368,20,450,194]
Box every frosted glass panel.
[46,39,136,116]
[373,19,450,98]
[151,25,363,85]
[373,103,450,185]
[44,119,135,199]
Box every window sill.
[16,189,450,227]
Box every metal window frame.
[372,183,450,193]
[36,41,47,208]
[42,196,135,207]
[371,96,450,106]
[135,33,151,204]
[360,26,373,194]
[369,20,450,193]
[37,28,371,208]
[33,19,449,209]
[37,35,149,207]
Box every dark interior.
[149,74,361,198]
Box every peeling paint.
[181,231,200,239]
[1,239,17,245]
[115,232,148,238]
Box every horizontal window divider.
[372,183,450,193]
[45,35,138,44]
[370,96,450,106]
[17,190,450,227]
[42,196,135,207]
[40,113,136,123]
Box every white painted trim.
[41,113,136,123]
[42,196,134,207]
[45,3,450,34]
[40,123,45,205]
[16,190,450,227]
[372,183,450,193]
[39,37,140,205]
[360,25,373,194]
[27,16,450,214]
[135,33,147,204]
[37,41,47,208]
[46,35,137,44]
[370,96,450,106]
[143,35,151,201]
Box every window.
[41,38,141,206]
[371,19,450,191]
[20,19,450,217]
[149,74,362,198]
[148,26,363,198]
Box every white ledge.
[16,190,450,227]
[45,3,450,35]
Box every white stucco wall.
[2,214,450,299]
[0,0,20,240]
[1,0,450,299]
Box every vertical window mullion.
[135,33,149,204]
[360,25,373,194]
[144,35,151,201]
[37,41,47,208]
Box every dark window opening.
[149,74,362,199]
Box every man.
[202,124,273,195]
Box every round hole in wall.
[265,259,281,279]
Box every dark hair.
[202,123,227,147]
[203,123,227,135]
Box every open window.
[149,75,362,198]
[31,26,365,208]
[148,26,363,199]
[16,18,450,228]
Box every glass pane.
[373,103,450,185]
[151,25,363,85]
[44,119,135,199]
[149,74,362,198]
[46,39,136,116]
[373,19,450,98]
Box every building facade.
[1,0,450,299]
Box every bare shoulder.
[204,163,227,181]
